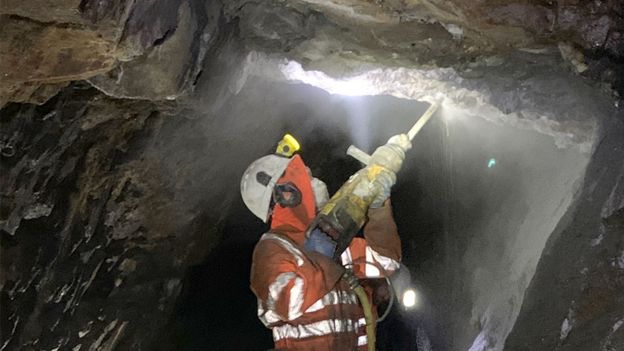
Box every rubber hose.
[353,285,375,351]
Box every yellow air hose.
[353,285,376,351]
[343,270,376,351]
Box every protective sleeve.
[363,199,401,263]
[250,239,344,326]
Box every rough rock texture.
[0,0,196,106]
[0,17,115,106]
[88,0,222,100]
[255,49,604,148]
[0,86,223,349]
[275,0,624,92]
[285,0,624,55]
[1,0,624,350]
[505,114,624,351]
[2,0,622,106]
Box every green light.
[488,158,497,168]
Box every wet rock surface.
[0,86,223,349]
[0,17,116,106]
[87,0,221,101]
[0,0,197,106]
[280,0,624,94]
[2,0,622,106]
[0,0,623,350]
[505,114,624,351]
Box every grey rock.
[602,170,624,219]
[88,0,219,101]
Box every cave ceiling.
[1,0,622,106]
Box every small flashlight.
[402,288,418,309]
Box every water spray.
[346,103,440,165]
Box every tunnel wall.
[447,115,590,350]
[383,104,591,350]
[504,113,624,351]
[243,52,617,350]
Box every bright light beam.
[402,288,419,309]
[280,61,378,96]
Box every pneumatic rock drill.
[307,103,439,260]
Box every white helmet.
[240,155,292,222]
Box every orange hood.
[269,155,316,246]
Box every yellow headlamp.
[276,133,301,157]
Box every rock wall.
[505,113,624,351]
[1,0,623,350]
[2,0,622,107]
[0,86,224,349]
[0,0,217,106]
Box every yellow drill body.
[315,165,387,260]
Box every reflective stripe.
[365,248,381,277]
[257,298,265,319]
[305,289,359,313]
[341,244,400,276]
[261,233,305,266]
[272,319,359,341]
[367,246,400,272]
[257,234,308,323]
[358,335,368,346]
[288,277,304,320]
[258,299,284,326]
[259,272,297,326]
[260,308,283,325]
[268,272,296,309]
[341,247,353,265]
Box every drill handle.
[346,145,371,166]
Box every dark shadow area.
[164,199,273,350]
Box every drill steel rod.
[407,103,439,141]
[346,102,439,165]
